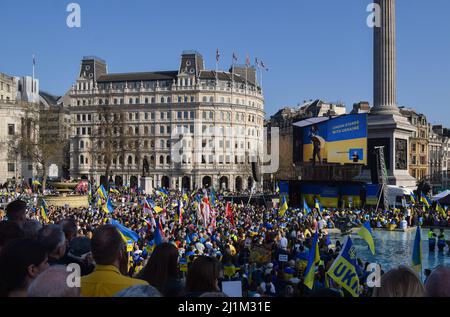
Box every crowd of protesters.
[0,185,449,298]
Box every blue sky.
[1,0,449,125]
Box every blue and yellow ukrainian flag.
[412,226,422,273]
[102,198,115,214]
[40,199,49,222]
[314,198,323,213]
[436,201,446,216]
[420,194,431,208]
[304,230,320,290]
[97,184,107,199]
[110,219,139,243]
[303,198,311,215]
[409,192,417,205]
[278,196,288,217]
[109,188,120,195]
[327,236,360,297]
[358,221,375,255]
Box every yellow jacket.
[81,265,148,297]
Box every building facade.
[0,72,40,185]
[68,51,265,191]
[399,108,429,181]
[39,91,72,179]
[429,125,450,191]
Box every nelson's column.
[363,0,416,188]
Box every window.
[178,112,182,119]
[7,163,15,172]
[184,111,188,119]
[151,112,155,120]
[190,111,194,119]
[160,126,165,134]
[135,113,139,120]
[145,113,149,120]
[7,124,14,136]
[160,156,164,164]
[161,112,165,120]
[135,127,139,135]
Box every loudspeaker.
[252,161,261,183]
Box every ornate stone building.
[0,72,40,185]
[68,51,265,191]
[429,125,450,192]
[399,107,429,181]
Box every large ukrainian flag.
[304,230,320,290]
[358,221,375,255]
[327,236,360,297]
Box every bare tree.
[9,102,66,191]
[89,107,127,189]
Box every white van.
[386,185,414,208]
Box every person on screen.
[352,151,360,163]
[309,125,322,167]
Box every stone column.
[373,0,399,114]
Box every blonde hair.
[373,266,425,297]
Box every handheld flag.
[110,219,139,243]
[436,202,446,216]
[358,221,375,255]
[411,226,422,273]
[275,183,280,194]
[420,194,431,208]
[327,236,360,297]
[40,199,49,222]
[303,198,311,215]
[304,230,320,289]
[279,196,288,217]
[97,185,107,200]
[102,198,115,214]
[226,202,235,226]
[154,219,165,246]
[314,198,323,213]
